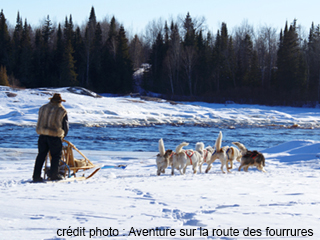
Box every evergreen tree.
[101,16,118,93]
[11,12,23,81]
[63,15,74,43]
[277,20,307,97]
[115,25,133,93]
[213,23,235,91]
[0,10,10,69]
[195,30,213,96]
[84,6,97,87]
[61,40,78,86]
[90,22,103,90]
[0,65,9,86]
[182,12,197,96]
[307,22,320,100]
[164,21,181,95]
[240,33,258,87]
[149,31,165,92]
[19,19,33,86]
[54,24,65,86]
[129,34,143,70]
[73,26,86,86]
[41,15,54,86]
[32,29,43,87]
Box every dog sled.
[43,139,101,182]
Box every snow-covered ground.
[1,86,320,128]
[0,87,320,239]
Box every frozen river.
[1,124,318,152]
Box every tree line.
[1,7,320,106]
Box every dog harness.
[185,150,194,165]
[226,148,231,160]
[203,149,208,162]
[249,152,259,159]
[244,151,259,159]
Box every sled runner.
[43,139,101,181]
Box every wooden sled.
[43,139,100,181]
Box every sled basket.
[43,139,98,179]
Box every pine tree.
[19,19,33,86]
[163,21,181,95]
[182,12,197,96]
[61,40,78,86]
[129,34,143,70]
[41,15,54,86]
[150,31,165,92]
[73,26,86,86]
[101,16,118,93]
[84,6,97,87]
[0,65,9,86]
[90,22,103,90]
[115,25,133,93]
[11,12,23,81]
[307,22,320,100]
[213,23,235,91]
[0,10,10,68]
[276,20,307,97]
[32,29,43,87]
[54,24,65,86]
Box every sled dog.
[205,131,235,174]
[232,142,266,172]
[195,142,215,173]
[171,142,202,175]
[156,138,173,175]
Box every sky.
[1,0,320,36]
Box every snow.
[1,86,320,128]
[0,86,320,239]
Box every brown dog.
[232,142,266,172]
[156,138,173,175]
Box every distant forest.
[1,7,320,106]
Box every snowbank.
[1,86,320,128]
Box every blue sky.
[1,0,319,35]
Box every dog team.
[156,131,266,176]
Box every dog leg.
[220,161,226,174]
[244,165,249,172]
[193,163,197,174]
[205,164,212,173]
[182,165,187,175]
[258,166,267,172]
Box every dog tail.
[158,138,166,156]
[195,142,204,152]
[176,142,189,154]
[232,142,247,154]
[215,131,223,152]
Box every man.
[32,93,69,182]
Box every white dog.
[195,142,215,173]
[156,138,174,176]
[205,131,241,174]
[171,142,202,175]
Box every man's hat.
[49,93,66,102]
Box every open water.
[0,124,319,152]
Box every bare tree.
[144,18,164,48]
[181,45,197,96]
[255,25,278,88]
